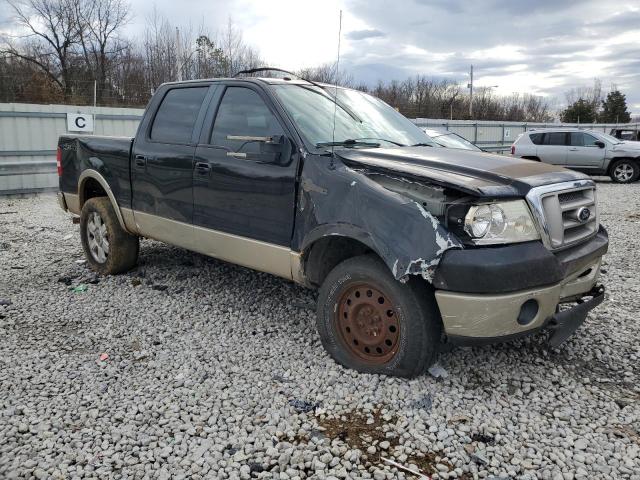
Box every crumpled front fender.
[293,156,463,283]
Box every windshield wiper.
[410,143,434,147]
[316,139,381,148]
[352,137,406,146]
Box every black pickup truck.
[57,74,608,377]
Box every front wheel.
[609,159,639,184]
[80,197,139,274]
[316,255,441,377]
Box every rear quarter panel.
[59,135,134,207]
[513,135,536,157]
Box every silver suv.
[511,128,640,183]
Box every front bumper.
[433,228,608,344]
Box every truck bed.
[58,134,134,210]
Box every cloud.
[338,0,640,113]
[0,1,14,31]
[346,29,386,40]
[2,0,638,114]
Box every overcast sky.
[2,0,639,114]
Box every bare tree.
[142,7,178,88]
[565,78,602,112]
[217,18,262,76]
[368,75,552,122]
[74,0,130,103]
[2,0,82,98]
[297,62,354,87]
[0,2,559,119]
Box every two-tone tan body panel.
[133,210,302,281]
[435,258,602,338]
[59,180,303,283]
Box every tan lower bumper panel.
[438,285,604,346]
[435,258,602,341]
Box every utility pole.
[467,64,474,119]
[175,27,182,82]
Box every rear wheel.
[316,255,441,377]
[80,197,139,274]
[609,159,639,184]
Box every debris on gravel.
[0,182,639,479]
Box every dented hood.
[336,146,588,197]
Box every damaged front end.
[293,154,468,285]
[293,149,608,348]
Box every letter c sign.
[67,113,94,132]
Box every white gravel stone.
[574,438,588,450]
[0,185,639,479]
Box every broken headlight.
[463,200,539,245]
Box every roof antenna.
[329,9,342,170]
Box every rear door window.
[210,86,284,154]
[543,132,567,146]
[150,87,209,143]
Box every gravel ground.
[0,180,639,480]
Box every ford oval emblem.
[577,207,591,222]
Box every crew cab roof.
[158,77,336,89]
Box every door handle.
[569,148,578,151]
[194,162,211,174]
[134,155,147,167]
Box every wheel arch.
[78,169,131,233]
[607,156,639,173]
[299,226,389,288]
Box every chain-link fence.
[0,75,153,109]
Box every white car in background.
[511,128,640,183]
[422,128,483,151]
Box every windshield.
[431,132,481,151]
[271,84,435,148]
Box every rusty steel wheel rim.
[336,283,401,365]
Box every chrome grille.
[526,180,598,251]
[558,190,585,204]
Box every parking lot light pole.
[467,65,473,118]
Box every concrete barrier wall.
[1,101,638,194]
[0,103,143,195]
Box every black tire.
[609,159,640,184]
[80,197,139,274]
[316,255,441,377]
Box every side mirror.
[225,134,290,164]
[258,135,285,154]
[263,135,293,165]
[594,141,605,148]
